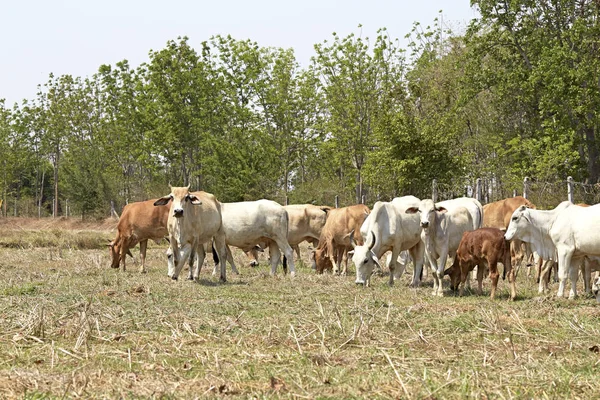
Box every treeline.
[1,0,600,218]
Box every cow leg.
[477,261,486,296]
[139,239,148,273]
[277,240,296,277]
[583,258,592,296]
[408,244,424,288]
[435,249,450,297]
[538,260,551,293]
[569,257,582,300]
[458,261,471,297]
[268,242,282,276]
[227,246,240,275]
[339,246,348,276]
[212,234,228,282]
[120,239,130,272]
[190,244,205,281]
[387,248,401,286]
[166,246,175,278]
[329,244,339,275]
[556,249,573,298]
[172,243,193,281]
[488,260,499,299]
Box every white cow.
[438,197,483,230]
[218,200,295,277]
[406,199,474,296]
[154,186,228,282]
[351,196,424,287]
[504,201,600,299]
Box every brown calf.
[446,228,516,300]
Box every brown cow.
[446,227,516,300]
[483,196,536,275]
[108,199,170,273]
[314,204,370,275]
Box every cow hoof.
[187,276,194,281]
[171,276,178,281]
[290,271,296,278]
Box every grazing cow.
[406,199,474,296]
[483,196,536,274]
[504,201,600,299]
[314,204,370,275]
[445,228,515,300]
[154,186,228,282]
[108,199,169,273]
[351,196,424,287]
[284,204,331,267]
[217,200,296,276]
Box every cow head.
[504,205,530,241]
[107,240,133,269]
[444,258,461,292]
[313,247,333,274]
[351,230,379,286]
[108,240,120,269]
[405,199,447,229]
[154,186,202,218]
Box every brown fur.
[446,228,516,300]
[314,204,370,275]
[109,199,170,272]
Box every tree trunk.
[38,169,45,218]
[53,152,59,218]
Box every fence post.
[285,196,288,206]
[475,178,482,203]
[567,176,574,203]
[513,189,517,197]
[523,177,530,200]
[361,194,366,205]
[335,195,339,208]
[432,179,438,202]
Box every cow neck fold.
[525,208,560,261]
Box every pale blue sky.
[1,1,478,106]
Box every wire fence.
[4,176,600,217]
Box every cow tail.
[503,239,511,280]
[283,211,290,274]
[212,242,219,265]
[476,203,483,229]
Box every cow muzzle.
[420,221,429,228]
[173,208,184,218]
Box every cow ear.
[405,207,418,214]
[373,255,382,270]
[347,250,355,257]
[436,206,448,214]
[519,205,528,211]
[188,194,203,205]
[154,195,172,206]
[320,207,331,215]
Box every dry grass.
[0,218,599,398]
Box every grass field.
[1,218,600,399]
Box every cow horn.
[349,230,357,249]
[368,231,376,251]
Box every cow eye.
[364,258,369,264]
[512,216,518,221]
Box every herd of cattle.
[107,185,600,301]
